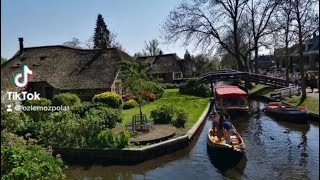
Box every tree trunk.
[297,14,306,100]
[139,103,143,124]
[254,46,259,73]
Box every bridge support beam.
[210,82,214,94]
[244,76,250,93]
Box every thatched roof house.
[1,38,132,100]
[135,53,191,83]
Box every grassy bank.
[122,89,211,129]
[284,96,319,115]
[249,84,319,115]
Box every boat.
[214,85,249,114]
[264,102,308,124]
[207,126,245,159]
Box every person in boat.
[210,111,220,136]
[216,113,225,141]
[221,115,234,145]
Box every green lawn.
[284,96,319,115]
[248,84,273,97]
[249,84,319,115]
[122,89,211,129]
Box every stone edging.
[53,101,212,165]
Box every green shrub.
[172,109,188,128]
[52,93,81,107]
[123,99,138,110]
[97,130,130,149]
[162,83,179,89]
[115,130,131,149]
[97,130,115,148]
[151,105,177,124]
[92,92,123,109]
[1,132,66,180]
[141,81,165,99]
[1,145,66,180]
[24,98,52,121]
[70,103,90,118]
[85,107,122,128]
[122,93,134,101]
[179,78,212,97]
[48,111,79,122]
[1,111,26,133]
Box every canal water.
[67,101,319,180]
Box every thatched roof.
[1,45,132,90]
[135,54,190,74]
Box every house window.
[174,72,182,79]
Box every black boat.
[264,102,308,124]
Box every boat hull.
[264,108,308,124]
[206,129,245,160]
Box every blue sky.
[1,0,275,59]
[1,0,195,59]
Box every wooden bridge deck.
[176,69,287,88]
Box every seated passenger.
[211,111,220,136]
[222,120,234,145]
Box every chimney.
[19,38,24,52]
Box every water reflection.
[206,146,247,176]
[67,101,319,180]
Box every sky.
[1,0,272,60]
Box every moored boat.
[207,126,245,159]
[264,102,308,124]
[214,85,249,114]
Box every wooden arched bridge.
[177,69,287,88]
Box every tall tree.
[246,0,281,73]
[292,0,319,100]
[143,39,162,56]
[274,0,296,86]
[163,0,250,71]
[62,38,82,48]
[93,14,111,49]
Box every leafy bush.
[151,105,188,128]
[115,130,131,149]
[92,92,123,109]
[179,78,212,97]
[162,83,179,89]
[172,109,188,128]
[52,93,81,107]
[1,111,26,133]
[97,130,130,149]
[97,130,115,148]
[148,82,165,99]
[1,132,66,180]
[1,145,66,180]
[70,103,90,118]
[122,93,134,101]
[85,107,122,128]
[123,99,138,110]
[151,105,177,124]
[24,98,52,121]
[139,90,156,102]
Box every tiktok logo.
[13,65,34,88]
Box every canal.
[67,101,319,180]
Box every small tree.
[122,64,153,121]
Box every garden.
[1,62,212,179]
